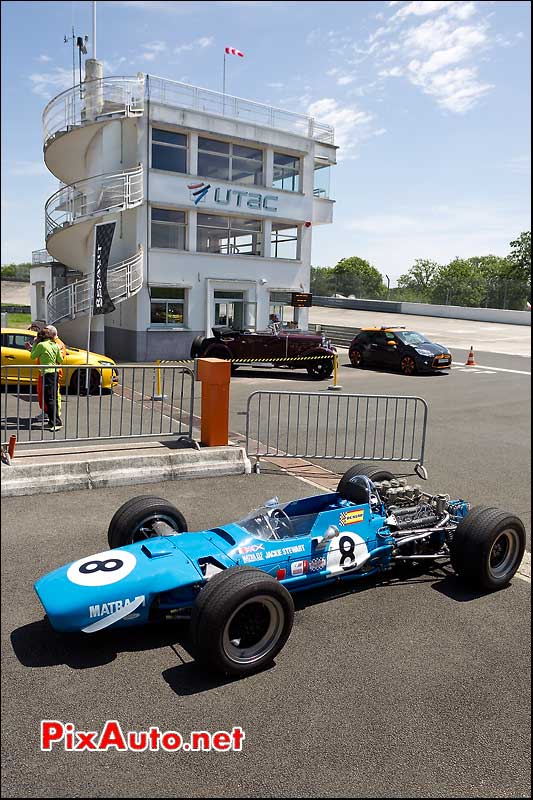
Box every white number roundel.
[326,532,368,575]
[67,549,137,587]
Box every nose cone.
[34,539,203,633]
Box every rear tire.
[191,566,294,677]
[337,463,395,502]
[349,348,364,368]
[450,505,525,591]
[107,496,188,549]
[190,335,206,359]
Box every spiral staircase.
[42,76,145,326]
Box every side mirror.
[387,340,397,347]
[313,525,339,548]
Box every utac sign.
[188,182,279,212]
[291,292,312,308]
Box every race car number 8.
[67,550,137,587]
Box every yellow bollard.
[328,352,343,391]
[151,359,166,400]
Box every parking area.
[1,471,531,798]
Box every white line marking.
[452,362,531,375]
[516,550,531,584]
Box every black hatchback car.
[348,327,452,375]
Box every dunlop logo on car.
[339,509,365,526]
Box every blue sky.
[1,0,530,282]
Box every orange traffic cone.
[465,346,476,366]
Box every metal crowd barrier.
[1,364,195,448]
[245,391,428,469]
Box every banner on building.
[93,222,116,315]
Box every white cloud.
[267,82,284,89]
[394,1,455,19]
[308,98,376,159]
[29,67,73,99]
[337,75,355,86]
[37,54,52,63]
[141,41,166,61]
[174,36,214,55]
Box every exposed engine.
[373,478,463,533]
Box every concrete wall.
[313,297,531,326]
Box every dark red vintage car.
[191,325,336,379]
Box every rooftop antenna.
[64,27,76,88]
[76,35,88,98]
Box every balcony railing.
[45,165,144,241]
[147,75,334,144]
[43,76,145,147]
[47,247,143,325]
[42,75,334,148]
[32,249,57,265]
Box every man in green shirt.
[26,326,64,430]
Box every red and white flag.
[225,46,244,57]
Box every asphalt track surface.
[1,472,531,799]
[1,319,531,798]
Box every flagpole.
[222,50,226,114]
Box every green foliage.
[396,259,440,301]
[1,262,32,281]
[507,231,531,286]
[310,266,334,296]
[330,256,386,298]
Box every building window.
[152,129,187,173]
[273,152,300,192]
[271,222,299,259]
[313,161,331,199]
[151,208,187,250]
[197,213,263,256]
[149,287,187,326]
[214,290,257,330]
[269,291,296,327]
[197,138,263,185]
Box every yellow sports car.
[1,328,119,393]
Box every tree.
[396,259,440,300]
[430,258,488,307]
[507,232,531,287]
[310,266,334,296]
[330,256,386,298]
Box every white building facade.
[31,65,336,361]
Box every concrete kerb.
[1,445,252,497]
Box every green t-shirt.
[30,339,64,373]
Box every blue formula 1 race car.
[34,464,526,678]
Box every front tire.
[107,496,188,549]
[450,506,525,591]
[68,368,100,395]
[191,567,294,677]
[306,358,334,380]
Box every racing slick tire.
[449,505,526,591]
[190,335,206,359]
[191,566,294,677]
[306,356,334,380]
[337,463,395,503]
[107,496,188,549]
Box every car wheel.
[306,358,333,379]
[68,368,100,395]
[400,355,417,376]
[191,566,294,677]
[449,505,525,591]
[107,496,188,549]
[190,335,206,359]
[349,348,364,368]
[337,463,395,502]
